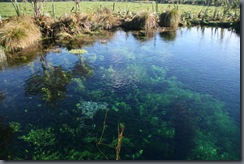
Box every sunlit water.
[0,27,240,160]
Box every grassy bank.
[0,1,239,18]
[0,1,240,55]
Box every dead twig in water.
[96,109,109,159]
[98,109,108,144]
[115,123,125,160]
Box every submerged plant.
[9,122,21,132]
[19,127,56,147]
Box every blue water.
[0,27,240,160]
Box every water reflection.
[65,31,116,50]
[0,44,43,72]
[25,53,93,107]
[131,30,156,42]
[159,31,177,41]
[7,45,42,67]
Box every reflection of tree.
[72,56,93,78]
[25,54,93,107]
[0,116,13,159]
[159,31,176,41]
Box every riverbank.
[0,2,240,56]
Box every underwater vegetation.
[10,69,239,160]
[4,44,239,160]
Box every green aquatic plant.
[70,77,85,91]
[132,149,143,160]
[19,127,56,147]
[65,150,90,160]
[186,127,240,160]
[69,49,87,55]
[14,126,61,160]
[59,124,77,137]
[9,122,21,132]
[41,87,52,102]
[157,84,240,160]
[32,151,61,160]
[112,102,131,112]
[149,65,167,84]
[76,100,108,118]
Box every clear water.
[0,27,240,160]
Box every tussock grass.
[123,12,157,31]
[0,16,41,51]
[159,8,180,29]
[89,7,120,30]
[0,46,6,63]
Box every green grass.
[0,1,235,18]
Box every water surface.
[0,27,240,160]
